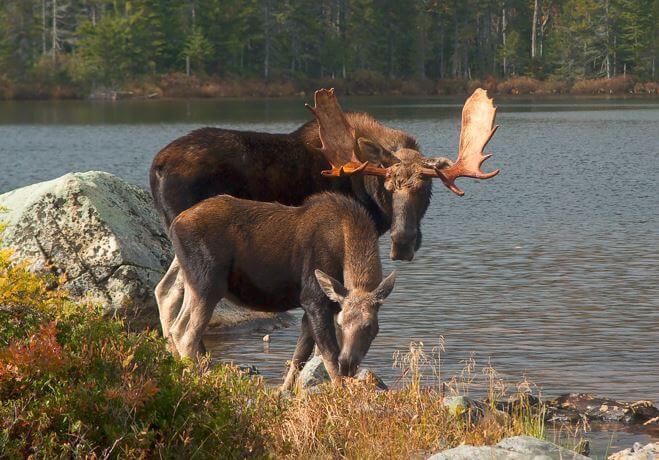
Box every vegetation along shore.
[2,231,657,458]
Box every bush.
[347,70,390,95]
[496,76,542,95]
[571,75,637,94]
[0,243,276,458]
[400,78,436,95]
[436,79,469,95]
[633,81,658,94]
[0,75,13,99]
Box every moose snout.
[390,231,416,261]
[338,355,359,377]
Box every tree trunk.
[452,13,459,78]
[339,0,347,78]
[502,7,507,77]
[42,0,47,54]
[540,13,549,58]
[263,0,271,80]
[439,23,445,79]
[531,0,538,59]
[52,0,57,63]
[605,0,610,78]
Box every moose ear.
[357,138,399,167]
[373,271,396,302]
[424,156,454,170]
[315,269,348,303]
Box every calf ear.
[373,271,396,302]
[357,138,399,167]
[315,269,348,303]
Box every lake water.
[1,97,658,447]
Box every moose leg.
[155,257,184,349]
[281,313,314,391]
[170,280,225,360]
[305,307,341,381]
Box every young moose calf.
[162,192,396,390]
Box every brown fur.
[149,111,445,260]
[162,192,396,388]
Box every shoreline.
[2,92,659,103]
[1,74,657,102]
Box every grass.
[0,236,576,459]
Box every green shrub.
[0,243,277,459]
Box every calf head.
[315,269,397,377]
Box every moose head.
[315,269,397,377]
[306,88,500,261]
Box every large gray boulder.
[429,435,590,460]
[0,171,286,329]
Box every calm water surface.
[1,97,657,407]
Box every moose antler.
[305,88,388,177]
[306,87,499,194]
[423,88,500,196]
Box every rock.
[296,356,387,391]
[546,394,659,425]
[443,396,487,420]
[496,435,591,459]
[608,442,659,460]
[236,364,260,376]
[495,392,542,414]
[428,435,591,460]
[297,356,330,390]
[428,445,527,460]
[0,171,288,330]
[354,368,388,390]
[0,172,171,327]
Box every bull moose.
[152,89,500,388]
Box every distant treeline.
[0,0,657,99]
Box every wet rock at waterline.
[428,435,591,460]
[608,442,659,460]
[546,393,659,425]
[296,356,387,391]
[0,171,287,329]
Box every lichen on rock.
[0,171,288,330]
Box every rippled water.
[1,97,657,408]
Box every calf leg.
[305,307,341,381]
[155,257,184,349]
[170,279,225,360]
[281,313,314,391]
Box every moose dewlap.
[157,192,396,390]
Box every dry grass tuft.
[268,342,550,459]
